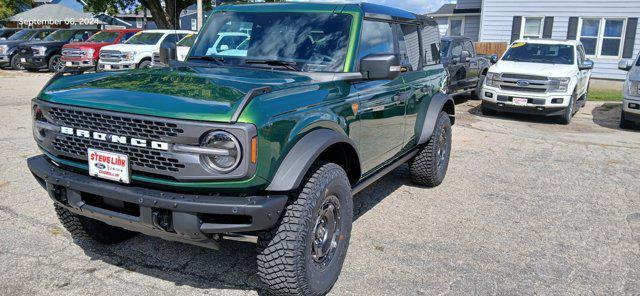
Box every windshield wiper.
[188,56,225,65]
[245,59,300,71]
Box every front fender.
[417,91,454,145]
[265,128,359,192]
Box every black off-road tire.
[410,111,452,187]
[557,92,577,125]
[472,74,486,100]
[138,60,151,69]
[10,54,24,70]
[257,163,353,296]
[480,100,497,116]
[620,110,635,129]
[54,204,137,244]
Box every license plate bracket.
[88,148,130,184]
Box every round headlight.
[200,131,241,173]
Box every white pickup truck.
[481,39,594,124]
[98,29,193,71]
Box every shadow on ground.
[591,103,639,132]
[73,165,417,294]
[466,104,561,125]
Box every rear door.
[353,20,408,173]
[462,39,480,88]
[448,40,466,93]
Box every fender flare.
[266,129,359,192]
[417,92,455,145]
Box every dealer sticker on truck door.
[88,148,131,184]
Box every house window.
[136,19,143,29]
[521,17,543,39]
[191,19,197,31]
[579,18,626,58]
[448,18,464,36]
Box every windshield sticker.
[511,42,527,48]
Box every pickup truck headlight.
[485,72,501,88]
[32,46,47,57]
[200,131,241,173]
[626,81,640,97]
[548,77,571,92]
[123,51,135,61]
[0,45,8,55]
[84,48,95,58]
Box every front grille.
[499,73,549,93]
[49,107,184,141]
[501,73,548,81]
[52,136,185,172]
[500,85,547,93]
[62,48,85,58]
[100,50,122,63]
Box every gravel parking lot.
[1,70,639,295]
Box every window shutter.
[567,17,579,40]
[511,16,522,42]
[623,18,638,59]
[543,17,554,38]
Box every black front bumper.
[624,110,640,123]
[21,55,48,69]
[28,155,287,249]
[483,101,566,116]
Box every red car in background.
[61,29,140,73]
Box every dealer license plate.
[104,64,111,70]
[513,98,528,106]
[20,58,26,63]
[65,62,73,67]
[88,148,130,184]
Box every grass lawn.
[589,88,623,101]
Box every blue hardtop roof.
[217,2,419,21]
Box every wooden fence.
[474,42,509,57]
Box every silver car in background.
[619,56,640,129]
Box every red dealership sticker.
[88,148,130,184]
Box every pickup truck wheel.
[54,204,137,244]
[410,111,452,187]
[48,54,64,72]
[557,92,576,125]
[138,60,151,69]
[472,74,485,100]
[480,100,497,116]
[10,55,24,70]
[257,163,353,296]
[620,110,635,129]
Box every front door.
[353,20,408,173]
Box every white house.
[428,0,482,41]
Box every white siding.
[480,0,640,80]
[431,16,481,41]
[456,0,482,10]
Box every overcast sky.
[289,0,452,14]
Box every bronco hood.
[39,66,313,122]
[491,60,578,78]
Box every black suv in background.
[19,29,97,72]
[0,28,20,40]
[0,29,55,70]
[441,36,495,99]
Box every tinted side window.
[462,41,475,57]
[161,34,178,47]
[358,20,395,61]
[399,24,421,71]
[120,32,136,43]
[451,41,463,58]
[421,24,440,66]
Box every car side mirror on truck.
[579,59,594,70]
[618,59,633,71]
[159,46,177,65]
[490,54,498,64]
[360,54,401,80]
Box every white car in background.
[176,33,196,61]
[618,55,640,129]
[205,32,249,57]
[98,29,193,71]
[481,39,594,124]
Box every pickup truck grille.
[100,50,123,63]
[499,73,550,93]
[62,48,86,58]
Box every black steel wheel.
[257,163,353,296]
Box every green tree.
[0,0,33,20]
[84,0,211,29]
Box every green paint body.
[38,3,446,193]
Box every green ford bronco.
[27,2,454,295]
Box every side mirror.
[360,54,400,80]
[220,45,229,51]
[159,46,176,65]
[490,54,498,64]
[460,51,470,63]
[579,59,594,70]
[618,59,633,71]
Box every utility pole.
[196,0,203,30]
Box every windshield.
[177,34,196,47]
[87,31,119,43]
[503,42,575,65]
[44,30,75,42]
[8,30,35,41]
[125,32,164,45]
[190,11,352,72]
[440,39,451,58]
